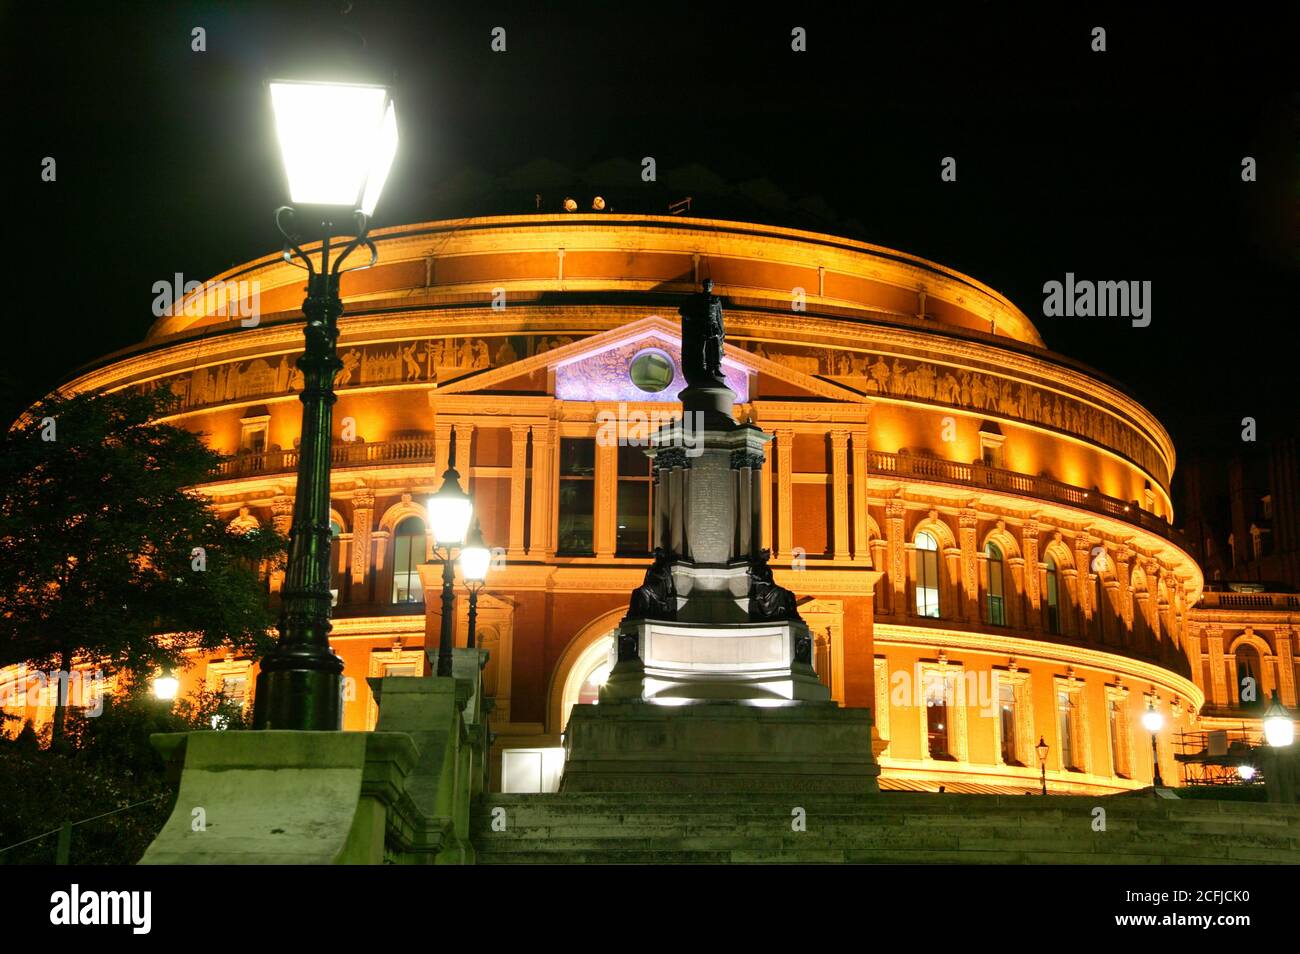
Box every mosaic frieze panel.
[745,341,1168,486]
[138,334,575,411]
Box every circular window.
[629,350,675,393]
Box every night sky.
[6,1,1296,471]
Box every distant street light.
[427,459,475,676]
[1035,736,1049,795]
[1264,691,1295,748]
[1142,697,1165,787]
[152,668,179,702]
[252,78,398,731]
[460,519,491,650]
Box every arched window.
[986,542,1006,626]
[391,516,425,604]
[915,531,940,618]
[1234,644,1262,709]
[1045,557,1060,634]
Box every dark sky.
[5,1,1297,467]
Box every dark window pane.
[616,481,651,554]
[617,443,652,475]
[559,438,595,476]
[558,481,594,554]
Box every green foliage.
[0,683,250,865]
[0,388,284,707]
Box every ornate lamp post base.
[253,664,344,730]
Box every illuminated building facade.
[15,212,1297,794]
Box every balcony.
[1195,591,1300,611]
[218,436,438,478]
[867,450,1186,547]
[214,439,1186,548]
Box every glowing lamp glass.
[270,81,397,211]
[1263,693,1295,748]
[1141,706,1164,733]
[153,673,179,701]
[427,472,473,546]
[460,544,491,583]
[1237,764,1257,781]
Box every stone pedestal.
[602,619,830,703]
[561,702,880,794]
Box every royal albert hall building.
[55,212,1223,795]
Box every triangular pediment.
[434,315,868,404]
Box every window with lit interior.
[914,531,941,618]
[985,542,1006,625]
[391,516,425,604]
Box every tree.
[0,388,284,741]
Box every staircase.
[471,792,1300,864]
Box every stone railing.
[1196,591,1300,611]
[217,437,438,478]
[867,450,1186,546]
[140,648,491,865]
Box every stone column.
[774,428,793,559]
[850,428,871,563]
[528,422,556,556]
[885,498,907,618]
[1114,547,1134,638]
[830,430,851,561]
[269,495,295,594]
[434,422,452,477]
[760,437,774,553]
[452,423,474,491]
[958,508,979,621]
[594,435,617,558]
[508,424,530,559]
[351,489,375,586]
[1074,535,1094,631]
[1021,519,1042,632]
[1206,626,1227,707]
[1274,626,1296,708]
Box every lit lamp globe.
[1238,764,1257,781]
[1263,691,1295,748]
[427,467,473,546]
[269,79,398,215]
[153,669,180,702]
[460,521,492,583]
[1141,702,1164,734]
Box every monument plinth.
[561,282,879,794]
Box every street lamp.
[460,519,491,650]
[252,78,398,731]
[427,459,475,676]
[152,667,179,702]
[1263,691,1295,748]
[1142,697,1165,787]
[1035,736,1049,795]
[1238,763,1257,782]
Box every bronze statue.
[747,548,801,622]
[680,279,726,386]
[626,547,677,622]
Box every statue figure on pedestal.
[626,547,677,622]
[680,279,726,386]
[747,548,801,623]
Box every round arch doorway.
[549,606,625,734]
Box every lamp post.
[1141,697,1165,788]
[427,458,475,676]
[460,519,492,649]
[152,667,179,703]
[1035,736,1049,795]
[1262,691,1296,804]
[252,79,398,730]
